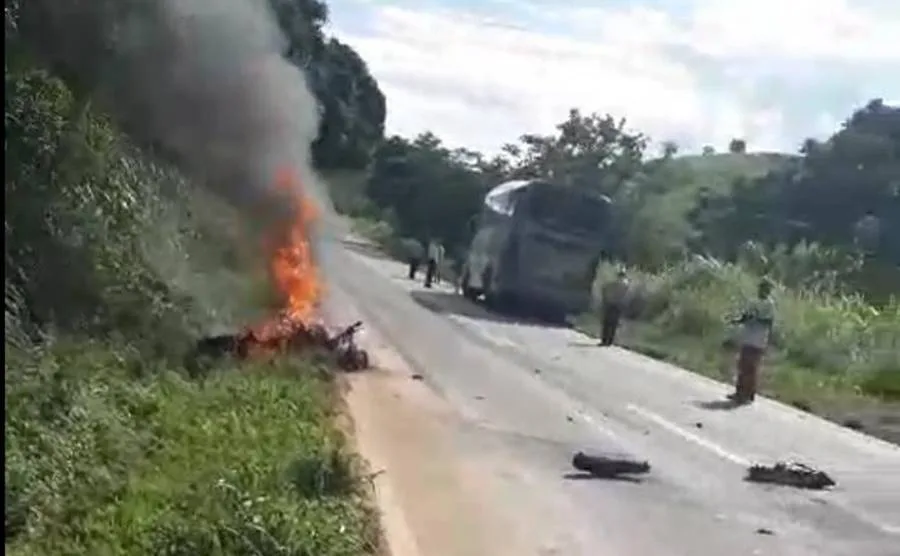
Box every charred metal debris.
[189,319,370,372]
[571,451,652,479]
[746,461,836,490]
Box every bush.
[352,217,395,249]
[5,67,245,346]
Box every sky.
[324,0,900,155]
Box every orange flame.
[269,167,322,324]
[243,167,323,350]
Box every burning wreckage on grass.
[189,168,370,373]
[190,317,370,372]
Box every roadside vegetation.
[6,1,385,554]
[339,105,900,441]
[583,259,898,428]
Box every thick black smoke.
[21,0,332,226]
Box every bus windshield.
[525,184,610,236]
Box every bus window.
[526,185,609,235]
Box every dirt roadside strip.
[328,291,539,556]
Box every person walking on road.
[600,269,630,346]
[424,239,445,289]
[727,278,776,404]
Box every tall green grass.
[5,341,380,556]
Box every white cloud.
[681,0,900,61]
[327,0,900,154]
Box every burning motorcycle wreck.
[187,167,370,374]
[189,317,370,373]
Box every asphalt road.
[323,235,900,556]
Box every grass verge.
[5,341,382,556]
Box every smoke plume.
[25,0,335,230]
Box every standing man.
[407,241,422,280]
[424,239,444,288]
[728,278,776,404]
[600,269,630,346]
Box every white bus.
[460,179,613,323]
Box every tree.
[661,141,679,158]
[307,38,386,170]
[702,145,715,155]
[800,138,819,155]
[271,1,385,170]
[854,211,881,253]
[502,108,647,195]
[364,134,488,254]
[691,99,900,276]
[728,138,747,154]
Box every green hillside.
[677,151,794,180]
[649,151,796,201]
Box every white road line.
[826,498,900,536]
[626,403,752,466]
[627,403,900,536]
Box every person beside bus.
[408,248,421,280]
[406,238,426,280]
[727,279,776,404]
[600,269,630,346]
[425,240,445,288]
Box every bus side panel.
[465,207,495,289]
[467,208,511,290]
[493,222,521,295]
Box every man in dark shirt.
[600,269,630,346]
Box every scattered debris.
[410,373,424,381]
[566,415,574,422]
[695,422,704,429]
[474,395,485,401]
[746,461,836,490]
[189,318,370,372]
[755,527,775,536]
[571,451,651,478]
[534,368,542,375]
